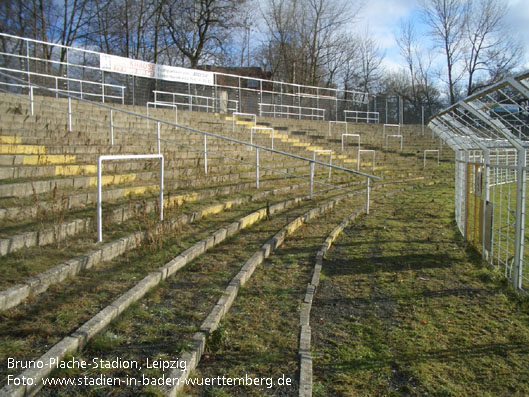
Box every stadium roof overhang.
[428,72,529,153]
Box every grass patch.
[311,182,529,396]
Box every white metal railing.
[154,90,238,114]
[232,112,257,132]
[0,71,380,210]
[383,123,401,138]
[358,150,376,172]
[146,101,178,127]
[154,90,211,112]
[329,121,347,136]
[423,150,440,168]
[250,127,275,151]
[312,150,333,179]
[344,110,379,123]
[342,134,360,152]
[259,103,325,120]
[385,134,403,151]
[0,33,373,121]
[0,66,125,103]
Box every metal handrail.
[344,110,379,123]
[0,70,379,187]
[0,33,372,116]
[0,66,125,103]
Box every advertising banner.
[100,54,214,86]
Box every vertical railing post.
[55,78,58,98]
[366,177,370,214]
[259,80,263,117]
[101,70,105,103]
[29,86,34,116]
[157,121,161,154]
[256,148,260,189]
[110,109,114,145]
[68,97,72,132]
[513,147,526,291]
[97,156,103,243]
[204,135,208,174]
[422,105,425,135]
[238,77,242,112]
[310,161,315,200]
[26,40,30,86]
[481,149,490,259]
[66,47,70,95]
[160,157,164,222]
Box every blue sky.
[357,0,529,73]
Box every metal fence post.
[256,148,260,189]
[101,70,105,103]
[97,156,103,242]
[310,161,314,200]
[29,86,34,116]
[481,149,490,259]
[366,177,370,214]
[328,153,332,180]
[157,121,161,154]
[422,105,425,135]
[68,97,72,132]
[110,109,114,145]
[204,135,208,174]
[160,157,164,222]
[513,147,526,290]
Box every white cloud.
[353,0,422,70]
[355,0,529,73]
[506,0,529,69]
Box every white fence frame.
[385,134,403,151]
[312,150,333,179]
[423,150,440,168]
[329,121,347,137]
[0,66,125,103]
[344,110,379,123]
[232,112,257,132]
[259,103,325,120]
[342,133,361,153]
[0,33,374,121]
[358,150,376,172]
[383,123,401,138]
[250,127,275,151]
[146,101,178,127]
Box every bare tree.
[161,0,244,67]
[396,20,439,117]
[260,0,361,86]
[351,32,385,94]
[421,0,468,104]
[464,0,524,95]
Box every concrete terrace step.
[0,156,321,199]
